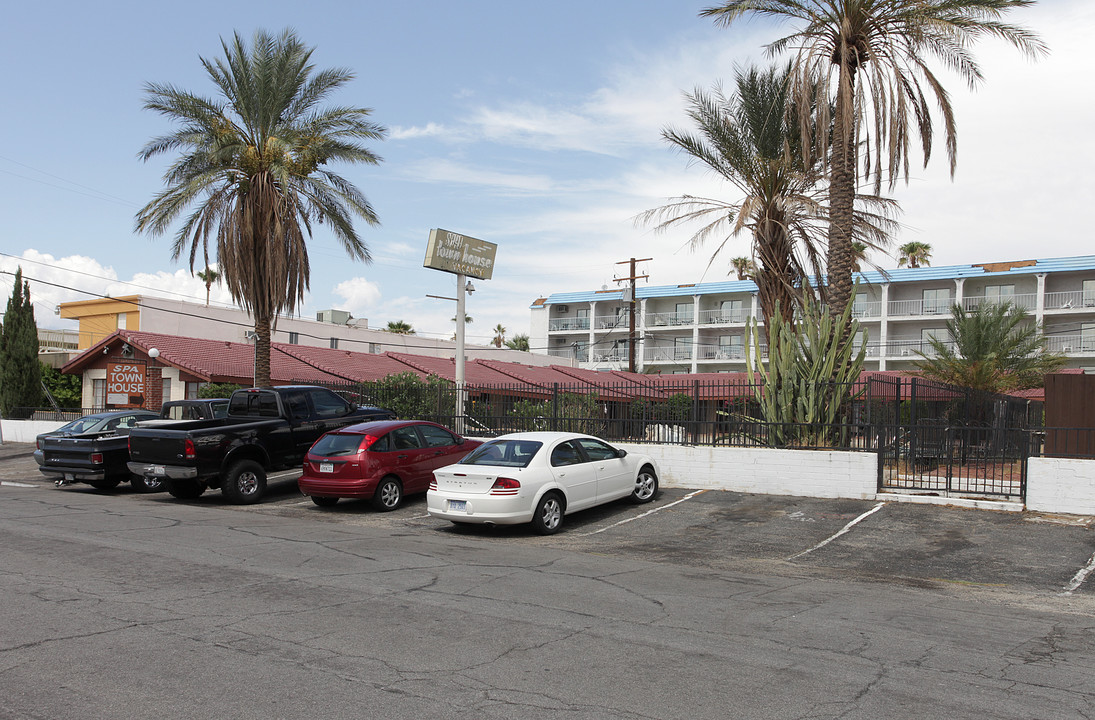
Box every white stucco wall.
[1026,457,1095,515]
[1,419,68,443]
[616,443,878,499]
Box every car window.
[550,441,583,467]
[310,433,365,457]
[574,438,619,461]
[369,434,391,452]
[461,440,543,468]
[211,402,229,418]
[283,390,310,418]
[418,425,457,448]
[390,427,422,450]
[104,418,121,432]
[310,389,351,418]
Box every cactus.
[745,290,867,447]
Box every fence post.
[552,383,559,433]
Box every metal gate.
[877,423,1028,500]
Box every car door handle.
[433,451,444,456]
[397,454,408,459]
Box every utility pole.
[615,258,651,373]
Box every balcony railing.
[697,308,748,325]
[884,339,953,358]
[700,346,747,360]
[594,315,627,330]
[1045,291,1095,311]
[1045,335,1095,354]
[850,301,882,319]
[962,293,1037,312]
[646,312,695,327]
[888,298,952,317]
[548,317,590,332]
[548,347,589,362]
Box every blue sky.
[2,1,1091,347]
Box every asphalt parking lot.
[4,441,1094,597]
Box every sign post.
[424,229,497,433]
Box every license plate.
[320,462,334,473]
[149,465,165,476]
[447,500,467,512]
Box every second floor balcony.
[548,317,590,332]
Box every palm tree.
[196,266,220,306]
[450,314,472,341]
[135,29,386,387]
[491,323,506,348]
[701,1,1046,318]
[385,320,415,335]
[897,241,932,269]
[730,256,755,280]
[915,301,1064,393]
[850,242,868,273]
[638,64,895,332]
[505,333,530,352]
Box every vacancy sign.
[424,228,497,280]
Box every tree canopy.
[0,268,42,417]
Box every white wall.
[1,419,68,443]
[1026,457,1095,515]
[616,443,878,499]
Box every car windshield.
[459,440,542,468]
[310,433,366,457]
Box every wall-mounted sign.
[424,228,497,280]
[106,361,145,407]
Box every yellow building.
[58,295,142,349]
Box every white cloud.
[332,276,382,315]
[389,122,453,141]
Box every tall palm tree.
[492,323,507,348]
[701,1,1046,318]
[135,29,386,386]
[897,241,932,268]
[638,64,895,332]
[850,242,868,272]
[915,301,1064,393]
[196,266,220,306]
[730,256,755,280]
[385,320,415,335]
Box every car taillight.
[429,478,437,491]
[184,438,196,460]
[489,477,520,496]
[360,434,380,451]
[37,438,44,450]
[90,453,103,464]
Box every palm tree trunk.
[827,61,857,319]
[254,315,271,387]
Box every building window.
[1082,323,1095,351]
[329,337,339,349]
[117,312,127,330]
[161,378,172,404]
[720,300,743,322]
[185,382,201,399]
[92,379,105,409]
[288,332,300,344]
[576,308,589,320]
[673,336,691,360]
[718,335,742,358]
[985,285,1015,302]
[674,302,694,324]
[1083,280,1095,308]
[922,289,949,314]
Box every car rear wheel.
[88,478,121,491]
[311,496,339,507]
[371,477,403,512]
[167,479,205,500]
[130,474,163,493]
[531,492,564,535]
[222,460,267,505]
[630,466,658,504]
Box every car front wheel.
[531,492,564,535]
[630,466,658,504]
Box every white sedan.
[427,431,659,534]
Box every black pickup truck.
[127,386,395,504]
[36,400,233,492]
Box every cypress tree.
[0,267,42,418]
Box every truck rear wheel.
[167,479,205,500]
[222,460,267,505]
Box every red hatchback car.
[298,420,481,510]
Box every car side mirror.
[456,437,466,445]
[617,448,627,458]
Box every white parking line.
[787,502,886,561]
[1060,550,1095,596]
[1,481,39,488]
[268,470,302,480]
[579,489,708,537]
